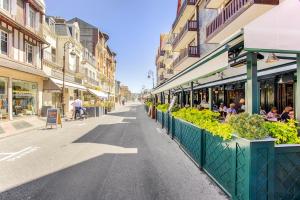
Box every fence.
[154,110,300,200]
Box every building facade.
[0,0,47,120]
[153,0,300,119]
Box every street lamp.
[61,41,76,118]
[147,70,154,88]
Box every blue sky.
[45,0,176,93]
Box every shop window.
[0,0,10,11]
[0,77,8,120]
[25,43,33,64]
[0,31,8,55]
[12,80,37,117]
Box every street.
[0,103,228,200]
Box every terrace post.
[181,89,185,108]
[208,88,213,110]
[246,52,259,114]
[190,81,194,107]
[296,53,300,121]
[168,90,171,104]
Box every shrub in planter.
[264,120,300,144]
[156,104,169,112]
[228,113,268,140]
[172,108,232,140]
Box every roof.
[55,24,71,36]
[68,18,98,29]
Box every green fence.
[152,110,300,200]
[156,110,163,128]
[274,145,300,200]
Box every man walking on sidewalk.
[72,97,83,120]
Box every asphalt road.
[0,103,228,200]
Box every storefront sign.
[46,108,62,128]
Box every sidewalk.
[0,117,46,140]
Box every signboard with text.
[46,108,62,128]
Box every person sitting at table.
[266,107,279,122]
[219,103,227,118]
[281,106,293,122]
[260,107,267,116]
[225,103,237,122]
[288,110,295,121]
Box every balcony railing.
[159,63,166,69]
[87,77,99,86]
[206,0,278,40]
[173,20,198,49]
[172,0,197,30]
[172,46,200,68]
[44,51,56,63]
[167,69,174,74]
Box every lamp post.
[147,70,154,88]
[61,41,75,118]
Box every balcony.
[156,50,166,62]
[172,0,196,33]
[159,75,165,81]
[164,52,173,66]
[172,46,200,71]
[206,0,278,43]
[173,20,198,52]
[43,51,61,70]
[86,77,99,86]
[159,63,166,69]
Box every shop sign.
[46,108,62,128]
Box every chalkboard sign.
[46,108,62,128]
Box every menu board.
[46,108,62,128]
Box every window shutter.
[11,0,17,15]
[35,12,40,31]
[25,3,30,26]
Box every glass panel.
[1,31,8,55]
[0,77,8,119]
[12,80,37,117]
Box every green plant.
[264,120,300,144]
[156,104,169,112]
[228,113,268,140]
[172,108,232,140]
[145,101,153,107]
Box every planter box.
[85,107,96,118]
[157,114,300,200]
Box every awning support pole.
[168,90,171,104]
[181,89,184,108]
[246,52,259,114]
[296,53,300,121]
[190,82,194,107]
[208,88,213,110]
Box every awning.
[49,78,87,91]
[244,0,300,53]
[88,88,109,99]
[152,45,229,94]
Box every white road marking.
[0,146,40,162]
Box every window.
[29,8,35,28]
[0,31,8,55]
[25,43,33,64]
[0,0,10,11]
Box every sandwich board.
[46,108,62,128]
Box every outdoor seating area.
[144,103,300,200]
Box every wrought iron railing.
[172,46,200,68]
[206,0,251,39]
[172,0,197,30]
[173,20,198,49]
